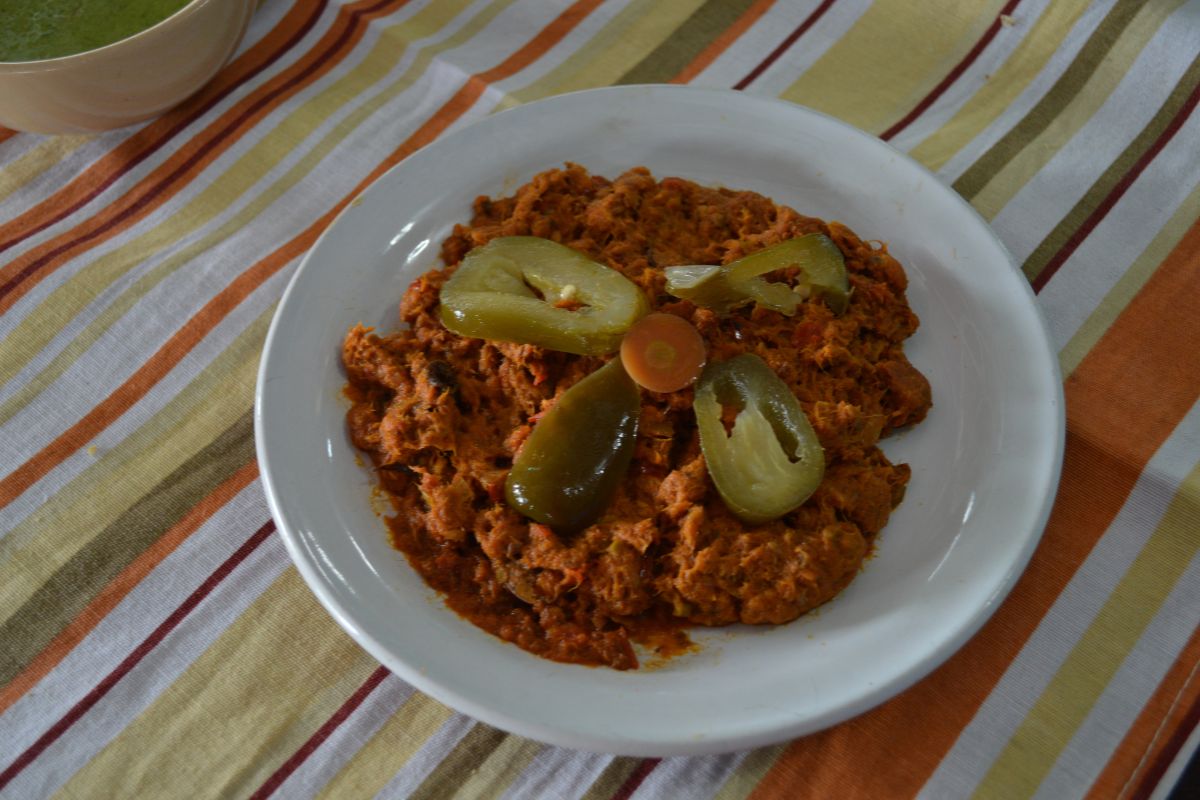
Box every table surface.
[2,1,1199,798]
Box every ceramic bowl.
[0,0,255,134]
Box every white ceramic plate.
[255,86,1064,756]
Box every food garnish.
[468,239,828,526]
[664,233,849,316]
[342,165,931,669]
[693,353,825,524]
[505,359,641,532]
[619,312,707,393]
[438,236,649,355]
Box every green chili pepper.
[439,236,649,355]
[506,359,641,532]
[694,353,825,524]
[664,234,849,316]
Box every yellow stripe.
[1060,179,1200,376]
[908,0,1090,172]
[314,693,455,799]
[712,744,788,800]
[0,0,507,623]
[0,135,91,205]
[54,569,379,799]
[972,461,1200,798]
[778,0,1006,134]
[969,0,1183,220]
[451,735,544,799]
[580,758,640,800]
[496,0,704,110]
[0,308,270,626]
[0,0,482,403]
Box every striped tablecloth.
[2,1,1199,797]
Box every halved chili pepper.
[505,359,641,532]
[693,353,824,524]
[664,234,849,316]
[439,236,649,355]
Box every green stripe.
[908,1,1092,172]
[0,135,90,205]
[1060,177,1200,377]
[0,0,505,604]
[615,0,757,84]
[497,0,703,111]
[0,409,254,686]
[408,723,509,800]
[0,307,270,625]
[0,0,482,423]
[313,693,455,799]
[1021,51,1200,281]
[972,461,1200,798]
[713,744,788,800]
[579,757,643,800]
[438,734,542,800]
[55,569,378,798]
[952,0,1144,201]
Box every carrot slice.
[620,312,707,393]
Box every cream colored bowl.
[0,0,255,134]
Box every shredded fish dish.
[342,165,932,670]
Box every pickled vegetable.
[619,312,707,393]
[664,234,849,316]
[693,353,824,524]
[506,359,641,531]
[439,236,649,355]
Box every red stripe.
[0,0,329,258]
[0,128,16,146]
[0,0,399,305]
[0,0,598,511]
[1131,696,1200,800]
[0,520,276,791]
[732,0,835,90]
[611,758,660,800]
[880,0,1021,141]
[248,665,391,800]
[1031,75,1200,293]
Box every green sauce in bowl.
[0,0,193,63]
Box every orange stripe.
[1085,626,1200,800]
[474,0,602,83]
[0,0,407,316]
[0,460,258,715]
[0,0,326,254]
[0,226,311,509]
[748,221,1200,798]
[670,0,775,84]
[0,0,603,511]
